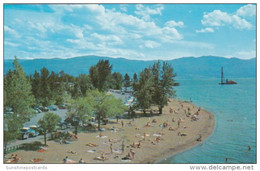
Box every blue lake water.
[160,78,256,164]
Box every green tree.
[76,74,93,96]
[66,97,94,135]
[38,112,61,145]
[133,68,153,114]
[4,57,35,117]
[157,62,176,113]
[89,60,112,91]
[39,67,52,106]
[110,72,123,90]
[88,90,127,130]
[132,73,138,91]
[124,73,131,91]
[4,113,23,154]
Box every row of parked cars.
[19,120,72,140]
[33,104,67,113]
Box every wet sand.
[5,98,215,164]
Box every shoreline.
[153,107,215,164]
[5,98,215,164]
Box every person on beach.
[143,133,146,140]
[197,134,202,142]
[178,118,181,128]
[152,119,157,123]
[78,158,85,164]
[172,118,175,122]
[145,122,151,127]
[168,127,175,131]
[63,156,69,163]
[169,108,173,114]
[121,120,124,127]
[248,145,251,151]
[122,153,132,160]
[99,132,104,137]
[130,149,135,159]
[110,143,113,153]
[121,140,125,153]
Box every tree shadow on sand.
[21,141,45,151]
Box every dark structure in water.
[219,67,237,85]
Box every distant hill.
[4,55,256,79]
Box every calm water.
[160,78,256,164]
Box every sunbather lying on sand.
[145,122,151,127]
[152,119,157,123]
[178,132,187,136]
[67,151,77,154]
[32,158,44,163]
[63,156,76,163]
[86,143,97,147]
[94,153,108,161]
[78,158,86,164]
[122,153,132,160]
[168,127,177,131]
[108,138,121,143]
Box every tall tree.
[4,57,35,152]
[134,68,153,114]
[39,67,52,106]
[124,73,131,91]
[109,72,123,90]
[38,112,61,145]
[66,97,94,135]
[76,74,93,96]
[88,90,127,130]
[89,60,112,91]
[157,62,176,113]
[4,57,35,116]
[132,73,138,92]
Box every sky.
[4,4,256,60]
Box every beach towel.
[66,160,76,164]
[96,135,108,138]
[33,158,44,163]
[113,149,122,153]
[153,134,162,137]
[39,146,48,150]
[88,150,96,153]
[38,149,45,152]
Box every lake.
[159,78,256,164]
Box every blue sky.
[4,4,256,60]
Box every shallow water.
[160,78,256,164]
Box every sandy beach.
[5,98,215,164]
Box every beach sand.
[5,99,215,164]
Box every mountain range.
[4,55,256,79]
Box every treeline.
[4,57,177,149]
[23,60,132,107]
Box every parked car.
[19,127,30,140]
[33,107,42,113]
[58,120,71,130]
[48,105,58,111]
[39,106,49,112]
[29,125,40,136]
[58,104,67,109]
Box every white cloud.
[120,5,128,12]
[91,33,123,45]
[165,20,184,28]
[196,27,214,33]
[4,25,20,38]
[135,4,164,21]
[144,40,161,49]
[4,41,19,47]
[232,50,256,59]
[201,9,253,30]
[236,4,256,17]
